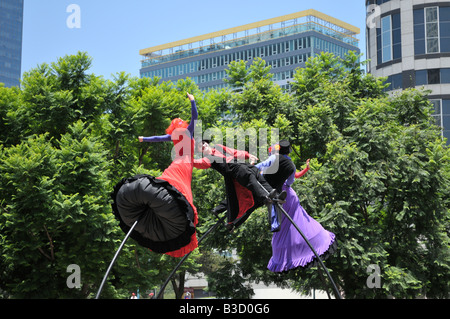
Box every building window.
[414,6,450,55]
[416,68,450,85]
[384,73,402,91]
[416,70,427,85]
[432,99,450,144]
[440,7,450,52]
[377,13,401,64]
[430,99,441,116]
[430,99,450,145]
[392,13,402,60]
[381,16,392,63]
[441,68,450,83]
[425,7,440,53]
[431,100,443,134]
[428,69,440,84]
[414,8,426,55]
[443,99,450,143]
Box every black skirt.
[111,174,196,254]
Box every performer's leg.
[252,168,287,203]
[232,165,273,201]
[247,172,275,199]
[268,204,282,232]
[254,172,277,197]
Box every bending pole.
[156,215,226,299]
[95,219,139,299]
[274,202,342,299]
[316,266,332,299]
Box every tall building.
[139,9,360,92]
[0,0,24,88]
[366,0,450,143]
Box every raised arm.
[138,93,198,143]
[285,159,310,187]
[186,93,198,137]
[294,159,310,179]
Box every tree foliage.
[0,51,448,299]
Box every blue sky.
[22,0,367,80]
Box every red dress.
[112,100,199,258]
[158,129,198,257]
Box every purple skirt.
[268,184,337,273]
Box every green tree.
[0,85,22,146]
[207,258,255,299]
[224,57,292,125]
[2,51,448,300]
[224,60,249,89]
[203,52,449,299]
[0,53,175,298]
[16,52,110,140]
[0,124,115,298]
[296,90,449,298]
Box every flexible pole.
[95,219,139,299]
[316,265,332,299]
[156,215,226,299]
[275,202,342,299]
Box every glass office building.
[0,0,24,88]
[139,9,360,92]
[366,0,450,144]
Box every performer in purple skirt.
[257,143,337,272]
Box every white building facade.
[366,0,450,143]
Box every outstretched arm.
[139,134,172,143]
[255,154,277,171]
[216,144,258,164]
[193,156,212,169]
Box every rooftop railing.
[141,19,359,68]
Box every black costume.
[194,144,277,230]
[255,140,296,232]
[261,154,296,192]
[112,174,196,254]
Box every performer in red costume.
[111,93,199,258]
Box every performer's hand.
[249,154,258,165]
[138,136,143,142]
[306,159,310,168]
[187,92,195,101]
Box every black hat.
[278,139,291,155]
